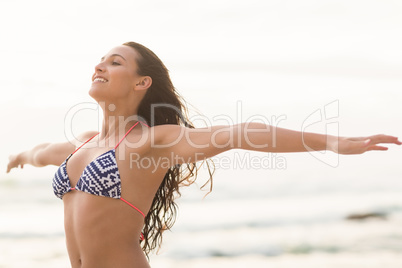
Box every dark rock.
[345,212,387,221]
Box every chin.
[88,86,106,102]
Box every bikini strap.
[71,133,99,155]
[114,121,149,149]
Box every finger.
[366,145,389,151]
[369,135,401,145]
[6,163,13,173]
[383,136,401,145]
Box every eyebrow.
[100,54,127,61]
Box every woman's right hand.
[7,153,24,173]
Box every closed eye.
[112,61,121,65]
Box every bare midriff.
[63,191,150,268]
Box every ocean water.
[1,165,402,268]
[1,0,402,267]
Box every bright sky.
[1,0,402,104]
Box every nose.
[95,62,106,73]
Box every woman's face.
[89,45,141,102]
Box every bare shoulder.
[119,124,183,156]
[70,131,99,147]
[151,124,185,142]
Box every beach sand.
[151,252,402,268]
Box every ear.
[134,76,152,91]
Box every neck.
[99,101,139,141]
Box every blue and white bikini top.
[52,121,149,219]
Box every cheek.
[109,74,135,95]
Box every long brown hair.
[122,41,214,256]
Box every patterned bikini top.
[52,121,148,219]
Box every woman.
[6,41,401,268]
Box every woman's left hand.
[329,134,401,155]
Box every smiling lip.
[93,76,108,83]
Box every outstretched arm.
[6,131,98,173]
[152,123,401,165]
[231,123,401,154]
[7,142,73,172]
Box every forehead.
[103,45,139,63]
